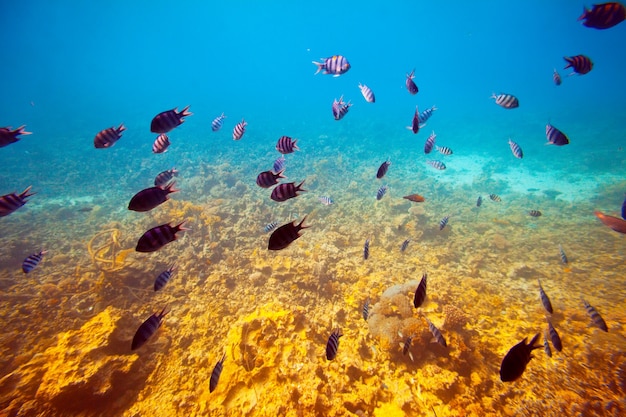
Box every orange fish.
[594,211,626,234]
[403,194,425,202]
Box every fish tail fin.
[16,125,32,135]
[297,180,306,192]
[297,215,311,230]
[117,123,126,132]
[174,221,190,232]
[20,185,35,198]
[180,105,193,117]
[165,181,180,194]
[312,61,324,75]
[490,92,496,99]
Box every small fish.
[0,125,31,148]
[318,196,334,206]
[547,320,562,352]
[263,221,279,233]
[270,181,306,202]
[136,222,188,253]
[400,239,410,252]
[491,93,519,109]
[332,96,352,121]
[558,244,569,264]
[131,307,168,350]
[476,196,483,207]
[427,160,446,170]
[424,317,447,347]
[152,134,170,154]
[128,182,178,212]
[276,136,299,154]
[435,145,453,156]
[268,216,309,250]
[543,333,552,358]
[0,186,34,217]
[232,119,247,140]
[401,334,414,359]
[439,215,449,230]
[529,210,542,217]
[418,106,437,125]
[582,299,608,332]
[376,159,391,179]
[150,106,192,133]
[424,131,436,154]
[403,194,425,203]
[362,297,371,321]
[489,194,501,202]
[154,168,178,187]
[211,113,226,132]
[256,170,286,188]
[508,138,523,159]
[363,239,370,260]
[22,250,47,273]
[273,156,286,173]
[209,353,225,393]
[499,334,542,382]
[553,68,562,86]
[564,55,593,75]
[358,83,375,103]
[405,69,419,94]
[326,329,343,360]
[313,55,351,76]
[154,264,176,291]
[538,279,553,314]
[545,123,570,146]
[579,2,626,29]
[413,273,427,308]
[411,106,420,134]
[376,185,388,201]
[594,210,626,233]
[94,124,125,149]
[622,194,626,220]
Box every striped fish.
[358,83,375,103]
[529,210,542,217]
[564,55,593,75]
[476,196,483,207]
[579,2,626,29]
[94,124,125,149]
[418,106,437,125]
[439,216,450,230]
[0,125,31,148]
[413,273,427,308]
[232,119,247,140]
[22,250,47,273]
[425,317,447,347]
[376,185,388,201]
[401,334,415,361]
[435,145,453,156]
[152,134,170,154]
[543,333,552,358]
[405,69,419,94]
[362,297,371,321]
[0,186,34,217]
[264,221,279,233]
[128,182,178,212]
[424,131,436,154]
[537,280,553,314]
[558,245,568,264]
[489,194,501,202]
[256,170,285,188]
[154,264,176,291]
[211,113,226,132]
[332,96,352,120]
[209,353,225,393]
[150,106,192,134]
[131,307,168,350]
[491,93,519,109]
[400,239,410,252]
[325,329,343,360]
[318,196,334,206]
[508,138,523,159]
[547,320,562,352]
[154,168,178,187]
[427,160,446,170]
[273,156,286,173]
[268,217,309,250]
[363,239,370,260]
[135,222,188,252]
[376,159,391,179]
[553,68,562,86]
[270,181,306,202]
[546,123,570,146]
[276,136,299,154]
[582,300,608,332]
[313,55,351,76]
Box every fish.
[0,125,31,148]
[211,113,226,132]
[401,334,414,359]
[94,124,125,149]
[553,68,562,86]
[136,222,188,252]
[325,329,343,360]
[413,273,427,308]
[543,333,552,358]
[528,210,542,217]
[313,55,351,76]
[362,298,371,321]
[400,239,410,252]
[439,216,450,230]
[424,131,436,154]
[508,139,523,159]
[318,196,334,206]
[0,186,35,217]
[594,210,626,233]
[538,280,553,314]
[424,317,447,347]
[435,146,453,156]
[268,216,309,250]
[499,334,541,382]
[405,69,419,94]
[476,196,483,207]
[128,182,178,212]
[547,320,562,352]
[491,93,519,109]
[358,83,375,103]
[154,168,178,187]
[489,194,501,202]
[411,106,420,134]
[564,55,593,75]
[152,134,170,154]
[264,221,279,233]
[558,244,569,264]
[579,2,626,29]
[256,170,286,188]
[209,353,226,393]
[332,96,352,121]
[232,119,247,140]
[403,194,425,203]
[622,194,626,220]
[276,136,299,154]
[131,307,168,350]
[154,264,176,291]
[22,250,47,273]
[582,299,608,332]
[270,181,306,202]
[427,160,446,170]
[376,185,388,201]
[150,106,192,133]
[363,239,370,260]
[419,106,437,125]
[545,124,570,146]
[273,156,286,173]
[376,160,391,179]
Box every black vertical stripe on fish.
[358,83,375,103]
[553,68,562,86]
[543,333,552,358]
[0,186,35,217]
[489,194,501,202]
[376,185,388,201]
[439,215,449,230]
[363,239,370,260]
[547,320,562,352]
[537,280,553,314]
[424,317,447,347]
[209,353,225,393]
[152,134,170,154]
[154,264,176,291]
[400,239,410,252]
[268,216,309,250]
[582,299,608,332]
[270,181,306,202]
[376,159,391,179]
[528,210,542,217]
[211,113,226,131]
[325,329,343,360]
[0,125,31,148]
[491,93,519,109]
[424,131,436,154]
[558,244,569,264]
[362,298,371,321]
[232,119,247,140]
[128,182,179,212]
[564,55,593,75]
[499,334,541,382]
[405,69,419,94]
[154,168,178,187]
[136,221,188,252]
[413,273,427,308]
[402,334,414,357]
[508,138,523,159]
[579,2,626,29]
[545,123,570,146]
[476,196,482,207]
[94,124,125,149]
[276,136,299,154]
[256,170,286,188]
[150,106,192,134]
[131,307,168,350]
[22,250,47,273]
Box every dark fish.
[0,186,34,217]
[529,210,542,217]
[376,159,391,179]
[358,83,375,103]
[499,334,541,382]
[376,185,388,201]
[564,55,593,75]
[232,119,247,140]
[363,239,370,260]
[154,264,176,291]
[405,69,419,94]
[150,106,192,133]
[268,217,309,250]
[435,145,453,156]
[543,333,552,358]
[318,196,334,206]
[270,181,306,202]
[0,125,31,148]
[508,139,523,159]
[427,160,446,170]
[558,244,568,264]
[94,124,125,149]
[553,68,562,86]
[491,93,519,109]
[22,250,47,273]
[325,329,343,360]
[152,134,170,154]
[402,334,414,357]
[579,2,626,29]
[264,221,279,233]
[332,96,352,120]
[476,196,483,207]
[439,215,449,230]
[582,299,608,332]
[403,194,425,203]
[424,131,436,154]
[400,239,410,252]
[594,210,626,233]
[418,106,437,125]
[362,298,371,321]
[128,182,178,212]
[276,136,299,154]
[273,156,286,173]
[154,168,178,187]
[313,55,351,76]
[131,307,168,350]
[547,320,562,352]
[136,222,188,253]
[211,113,226,132]
[411,106,420,134]
[256,170,286,188]
[489,194,501,202]
[545,124,570,146]
[622,193,626,220]
[209,353,225,393]
[413,273,427,308]
[538,280,553,314]
[425,317,447,347]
